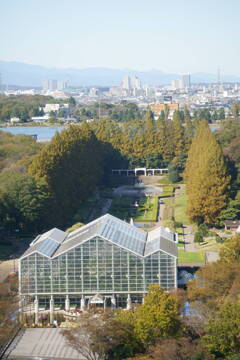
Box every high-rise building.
[43,79,58,92]
[181,74,191,89]
[19,214,177,313]
[121,75,131,90]
[57,81,68,90]
[131,76,141,89]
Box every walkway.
[9,328,83,359]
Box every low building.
[31,115,49,123]
[10,117,21,123]
[224,220,240,231]
[19,214,177,314]
[150,103,179,120]
[43,103,70,114]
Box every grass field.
[178,249,205,263]
[134,196,158,222]
[174,191,189,225]
[195,239,224,252]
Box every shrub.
[198,223,209,237]
[194,232,204,243]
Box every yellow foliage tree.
[185,121,230,224]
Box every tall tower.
[181,73,191,89]
[121,75,131,90]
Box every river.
[0,126,66,142]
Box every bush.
[198,223,209,237]
[168,163,181,184]
[215,234,224,243]
[194,232,204,243]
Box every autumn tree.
[0,277,18,350]
[185,121,230,224]
[203,302,240,358]
[62,309,142,360]
[219,235,240,263]
[133,285,180,347]
[187,261,240,317]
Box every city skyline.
[1,0,240,75]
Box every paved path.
[183,225,198,252]
[9,328,83,359]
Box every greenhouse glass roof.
[20,214,177,259]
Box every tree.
[172,112,186,166]
[218,107,225,121]
[194,232,204,243]
[168,163,180,183]
[128,338,211,360]
[185,121,230,224]
[203,302,240,358]
[0,277,18,349]
[0,170,49,233]
[145,110,154,133]
[62,309,142,360]
[187,261,240,316]
[29,124,104,227]
[219,235,240,263]
[231,103,239,119]
[69,96,76,107]
[133,285,180,347]
[49,110,56,123]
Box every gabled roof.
[20,214,177,259]
[23,228,67,258]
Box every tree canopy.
[185,121,230,224]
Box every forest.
[0,105,239,245]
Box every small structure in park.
[112,167,168,176]
[19,214,177,320]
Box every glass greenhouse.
[19,214,178,312]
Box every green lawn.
[178,249,205,263]
[174,192,189,225]
[134,196,158,222]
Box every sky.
[1,0,240,75]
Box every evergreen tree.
[185,121,230,224]
[29,124,104,227]
[145,109,154,132]
[184,105,191,123]
[172,111,186,166]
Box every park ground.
[0,174,232,274]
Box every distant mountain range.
[1,61,240,87]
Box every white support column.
[142,295,145,304]
[65,295,70,312]
[81,296,85,311]
[34,296,39,324]
[50,295,54,323]
[111,294,116,309]
[126,294,131,310]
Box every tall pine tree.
[185,121,230,224]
